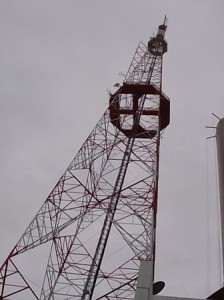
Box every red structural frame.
[0,22,169,300]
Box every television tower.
[0,20,170,299]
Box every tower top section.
[148,17,168,56]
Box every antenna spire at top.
[163,15,168,26]
[148,18,168,56]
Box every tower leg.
[134,260,153,300]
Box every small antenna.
[106,89,112,96]
[206,135,216,140]
[212,112,221,120]
[206,113,221,139]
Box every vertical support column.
[134,260,153,300]
[216,118,224,279]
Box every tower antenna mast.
[0,21,170,299]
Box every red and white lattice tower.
[0,20,170,300]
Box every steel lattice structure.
[0,20,170,300]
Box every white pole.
[134,260,153,300]
[216,118,224,281]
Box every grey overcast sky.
[0,1,224,299]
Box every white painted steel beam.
[216,118,224,279]
[134,260,153,300]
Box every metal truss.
[0,24,169,300]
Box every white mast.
[216,118,224,281]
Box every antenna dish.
[153,281,165,295]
